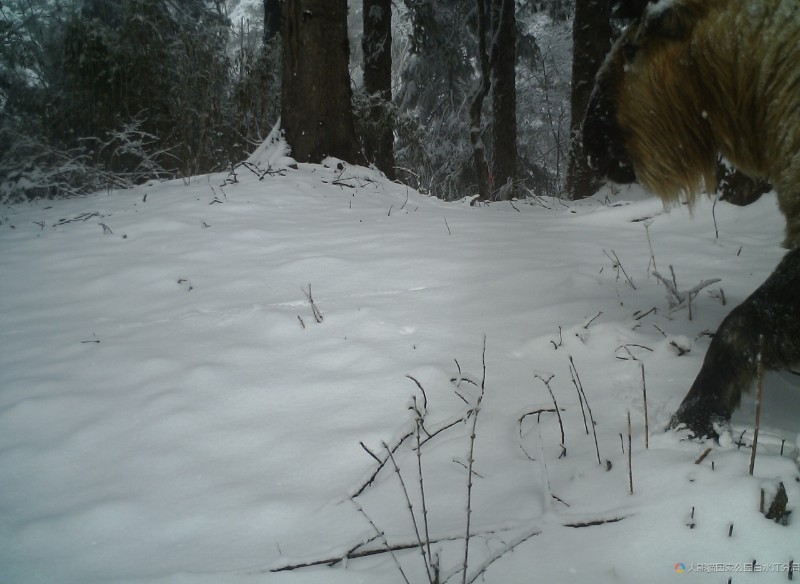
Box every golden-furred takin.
[582,0,800,438]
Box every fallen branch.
[694,447,713,465]
[270,528,513,573]
[302,284,323,323]
[270,516,629,573]
[563,515,628,528]
[53,212,100,226]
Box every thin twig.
[627,411,634,495]
[643,220,658,274]
[464,527,541,584]
[640,363,649,449]
[462,336,487,584]
[604,249,637,289]
[384,442,433,582]
[570,362,589,436]
[406,375,429,412]
[359,441,382,464]
[536,373,566,458]
[615,344,654,361]
[564,515,628,528]
[53,211,100,226]
[712,194,720,240]
[694,448,713,465]
[352,430,415,498]
[412,401,433,577]
[418,416,467,448]
[633,307,657,321]
[569,356,600,463]
[653,267,720,318]
[302,284,323,323]
[583,311,603,329]
[351,500,412,584]
[550,325,563,350]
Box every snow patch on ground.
[1,151,798,583]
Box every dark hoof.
[668,391,733,441]
[668,410,730,441]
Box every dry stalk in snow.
[604,249,637,289]
[627,411,633,495]
[749,335,766,476]
[462,336,487,584]
[302,284,323,323]
[653,266,720,320]
[536,372,566,458]
[640,363,649,449]
[569,356,601,464]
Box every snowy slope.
[1,144,798,584]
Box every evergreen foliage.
[0,0,279,201]
[0,0,576,202]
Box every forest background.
[0,0,589,203]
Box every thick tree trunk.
[564,0,612,200]
[281,0,360,164]
[491,0,517,200]
[471,0,494,201]
[470,87,492,201]
[362,0,395,179]
[264,0,281,43]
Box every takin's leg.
[670,247,800,438]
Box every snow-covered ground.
[1,141,798,583]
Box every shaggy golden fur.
[583,0,800,438]
[614,0,800,246]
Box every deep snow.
[1,142,798,583]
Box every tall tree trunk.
[281,0,360,164]
[564,0,612,200]
[362,0,395,179]
[470,0,494,201]
[491,0,517,200]
[264,0,281,43]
